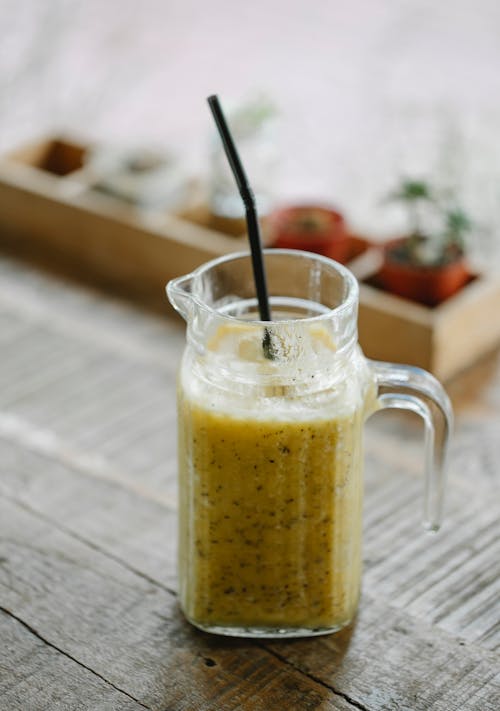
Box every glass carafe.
[167,249,452,638]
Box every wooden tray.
[358,274,500,380]
[0,137,248,304]
[1,135,499,380]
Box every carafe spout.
[167,273,195,322]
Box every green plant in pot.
[378,179,471,306]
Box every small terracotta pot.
[268,205,349,263]
[378,237,470,306]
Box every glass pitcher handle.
[368,360,453,532]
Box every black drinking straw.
[207,94,275,358]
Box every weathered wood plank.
[0,496,361,711]
[0,610,146,711]
[265,601,500,711]
[0,293,178,500]
[0,254,182,362]
[3,413,500,653]
[2,330,500,636]
[1,253,500,709]
[1,487,499,711]
[0,436,177,590]
[2,431,500,708]
[0,410,177,509]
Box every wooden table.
[0,254,499,711]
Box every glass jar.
[167,250,451,638]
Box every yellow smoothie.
[177,323,368,632]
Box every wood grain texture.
[266,601,500,711]
[0,610,146,711]
[0,254,499,709]
[0,496,362,711]
[1,460,499,711]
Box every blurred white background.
[2,0,500,259]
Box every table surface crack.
[261,644,370,711]
[0,605,152,710]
